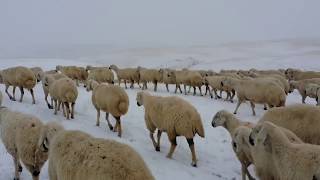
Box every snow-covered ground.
[0,40,320,180]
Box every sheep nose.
[137,102,141,106]
[33,170,40,177]
[249,135,255,146]
[211,121,215,127]
[37,79,40,83]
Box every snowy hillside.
[0,40,320,180]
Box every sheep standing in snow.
[136,91,205,167]
[41,73,67,109]
[221,77,286,116]
[138,67,163,91]
[38,122,154,180]
[285,68,320,80]
[249,121,320,180]
[86,67,114,85]
[160,68,176,92]
[49,78,78,119]
[56,65,88,86]
[289,78,320,103]
[0,66,37,104]
[0,107,48,180]
[109,64,140,89]
[86,79,129,137]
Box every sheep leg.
[220,90,223,98]
[5,84,15,101]
[166,84,169,92]
[209,89,214,99]
[13,86,16,99]
[149,132,158,151]
[263,104,268,110]
[234,100,243,114]
[241,165,246,180]
[156,130,162,151]
[230,90,235,103]
[130,80,134,89]
[61,102,66,117]
[245,167,255,180]
[249,102,256,116]
[174,84,178,93]
[188,86,192,93]
[53,100,58,115]
[167,137,177,159]
[154,81,158,92]
[124,80,127,89]
[198,86,203,96]
[213,89,221,99]
[25,164,40,180]
[205,85,209,95]
[105,113,113,130]
[45,93,53,109]
[13,156,22,180]
[193,86,196,96]
[116,117,122,137]
[71,102,75,119]
[178,85,182,94]
[184,85,187,95]
[64,102,70,119]
[19,86,24,102]
[302,95,306,103]
[187,138,197,167]
[30,89,35,104]
[96,109,100,126]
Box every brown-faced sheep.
[38,122,154,180]
[0,107,48,180]
[289,78,320,103]
[41,73,67,109]
[109,65,140,89]
[136,91,205,167]
[86,80,129,137]
[285,68,320,80]
[221,77,286,116]
[49,78,78,119]
[249,121,320,180]
[0,66,36,104]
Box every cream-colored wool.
[41,73,67,109]
[285,68,320,80]
[289,78,320,103]
[109,65,140,89]
[139,68,162,91]
[30,67,44,83]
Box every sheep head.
[211,110,233,128]
[38,122,64,153]
[136,91,144,106]
[249,122,277,153]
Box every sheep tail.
[118,101,128,115]
[195,120,205,138]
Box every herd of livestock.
[0,64,320,180]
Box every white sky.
[0,0,320,56]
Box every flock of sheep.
[0,64,320,180]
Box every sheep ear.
[262,134,272,153]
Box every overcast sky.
[1,0,320,56]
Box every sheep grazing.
[211,110,255,180]
[38,122,154,180]
[0,66,37,104]
[109,64,140,89]
[139,68,162,91]
[86,80,129,137]
[289,78,320,103]
[305,83,320,105]
[0,107,48,180]
[30,67,44,83]
[56,65,88,86]
[249,121,320,180]
[41,73,68,109]
[221,77,286,116]
[259,104,320,145]
[285,68,320,80]
[136,91,205,167]
[86,67,114,85]
[49,78,78,119]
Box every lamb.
[49,78,78,119]
[86,80,129,137]
[259,103,320,145]
[234,125,302,180]
[249,121,320,180]
[138,68,162,91]
[221,77,286,116]
[86,67,114,85]
[109,65,140,89]
[285,68,320,80]
[56,65,88,86]
[37,122,155,180]
[0,66,37,104]
[305,83,320,105]
[30,67,44,83]
[136,91,205,167]
[0,107,48,180]
[41,73,68,109]
[289,78,320,103]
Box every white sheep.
[41,73,67,109]
[138,68,162,91]
[136,91,205,167]
[86,80,129,137]
[259,103,320,145]
[249,121,320,180]
[0,107,48,180]
[285,68,320,80]
[30,67,44,83]
[0,66,37,104]
[305,83,320,105]
[289,78,320,103]
[109,65,140,89]
[86,67,114,85]
[221,77,286,116]
[160,68,176,92]
[49,78,78,119]
[56,65,88,86]
[37,122,155,180]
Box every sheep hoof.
[48,104,53,109]
[96,123,100,127]
[155,146,160,152]
[191,162,197,167]
[263,107,267,110]
[230,100,234,103]
[217,96,221,99]
[233,112,237,114]
[18,165,23,172]
[108,126,113,130]
[10,97,16,101]
[211,96,213,99]
[118,134,121,138]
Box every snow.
[0,39,320,180]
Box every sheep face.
[249,122,274,147]
[86,80,94,91]
[136,92,144,106]
[109,64,117,71]
[211,110,230,127]
[288,81,298,93]
[38,122,64,152]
